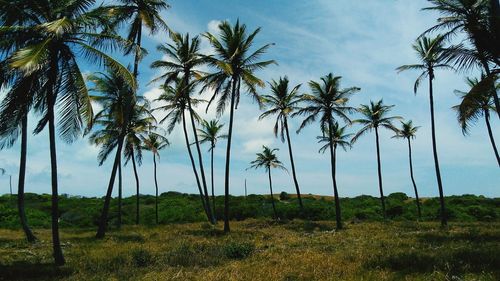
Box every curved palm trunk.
[374,127,386,220]
[96,136,125,238]
[407,138,422,218]
[130,149,140,225]
[210,144,216,219]
[481,60,500,118]
[133,19,142,80]
[182,111,210,219]
[18,115,37,242]
[153,153,159,224]
[484,109,500,166]
[329,138,342,230]
[268,169,278,220]
[223,79,238,233]
[284,118,303,209]
[117,153,122,228]
[428,75,447,227]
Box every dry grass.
[0,220,498,280]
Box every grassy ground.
[0,220,499,280]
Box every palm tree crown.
[249,146,287,173]
[197,119,227,151]
[317,122,353,153]
[352,100,401,142]
[392,120,420,140]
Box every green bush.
[131,248,152,267]
[223,241,254,259]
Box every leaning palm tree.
[154,80,212,221]
[141,131,170,224]
[397,35,452,226]
[453,77,500,166]
[392,120,422,218]
[197,119,227,218]
[294,73,360,230]
[259,76,304,208]
[3,0,134,264]
[151,31,214,223]
[248,146,287,220]
[203,20,275,232]
[351,100,401,220]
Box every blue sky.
[0,0,499,198]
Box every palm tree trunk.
[284,118,303,209]
[18,114,37,242]
[9,175,12,196]
[130,148,140,225]
[481,62,500,118]
[268,169,278,220]
[118,153,122,228]
[96,136,125,239]
[211,144,216,219]
[329,138,342,230]
[428,74,447,227]
[133,20,142,80]
[223,78,238,233]
[187,96,214,224]
[153,153,159,224]
[484,109,500,166]
[374,127,386,220]
[407,138,422,218]
[182,111,210,220]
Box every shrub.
[223,241,254,259]
[131,248,152,267]
[279,192,290,201]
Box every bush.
[279,192,290,201]
[131,248,152,267]
[223,241,254,259]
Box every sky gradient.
[0,0,499,198]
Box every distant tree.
[260,76,304,208]
[392,120,422,218]
[352,100,401,219]
[248,146,287,220]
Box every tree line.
[0,0,498,266]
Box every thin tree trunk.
[118,153,122,228]
[428,74,447,227]
[133,21,142,80]
[481,62,500,118]
[182,111,210,219]
[96,136,125,238]
[329,138,342,230]
[407,138,422,218]
[131,149,140,225]
[9,175,12,196]
[268,169,278,220]
[153,153,159,224]
[284,118,303,209]
[374,127,386,220]
[484,109,500,166]
[223,79,237,233]
[18,114,37,242]
[211,144,216,219]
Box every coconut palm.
[197,119,227,217]
[351,100,401,220]
[397,35,453,226]
[392,120,422,218]
[154,80,212,220]
[453,77,500,166]
[2,0,134,264]
[203,20,275,232]
[151,31,214,223]
[248,146,287,220]
[294,73,360,230]
[259,77,304,208]
[141,131,170,224]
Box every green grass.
[0,221,498,280]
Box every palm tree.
[392,120,422,218]
[151,32,214,223]
[351,100,401,220]
[248,146,287,220]
[397,35,452,226]
[203,20,275,232]
[153,80,212,221]
[197,119,227,217]
[259,77,304,208]
[3,1,134,264]
[294,73,360,230]
[453,77,500,166]
[141,131,169,224]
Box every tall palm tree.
[248,146,287,220]
[294,73,360,230]
[397,35,452,226]
[351,100,401,220]
[453,77,500,166]
[3,0,134,264]
[197,119,227,217]
[141,131,169,224]
[392,120,422,218]
[154,80,212,221]
[259,77,304,208]
[203,20,275,232]
[151,32,215,223]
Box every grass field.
[0,220,499,280]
